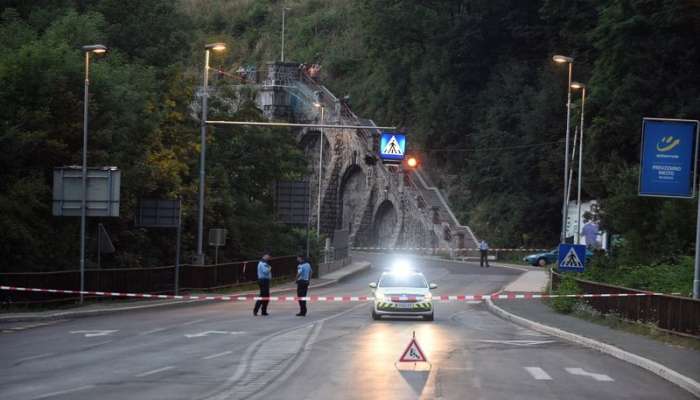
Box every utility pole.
[281,7,290,62]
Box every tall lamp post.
[553,54,574,243]
[281,7,291,62]
[313,102,325,235]
[80,44,107,303]
[196,42,227,264]
[571,81,587,244]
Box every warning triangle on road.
[560,247,583,267]
[399,336,428,363]
[383,135,403,155]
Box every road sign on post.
[137,199,182,294]
[379,132,406,163]
[638,118,700,298]
[209,228,227,265]
[53,166,121,217]
[639,118,699,198]
[558,243,586,273]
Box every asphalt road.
[0,253,693,400]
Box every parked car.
[523,247,593,267]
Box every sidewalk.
[0,261,371,323]
[488,270,700,396]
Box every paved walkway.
[494,270,700,383]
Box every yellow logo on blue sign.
[656,136,680,152]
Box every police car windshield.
[379,274,426,288]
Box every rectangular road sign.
[379,132,406,161]
[639,118,699,198]
[137,199,181,228]
[53,166,121,217]
[274,180,310,225]
[558,243,586,273]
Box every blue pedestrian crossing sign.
[379,132,406,162]
[558,244,586,272]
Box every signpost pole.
[97,223,101,269]
[694,194,700,298]
[305,180,311,259]
[175,199,182,296]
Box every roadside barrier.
[0,285,660,302]
[351,247,549,252]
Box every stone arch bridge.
[217,62,478,252]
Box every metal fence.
[0,256,297,304]
[553,272,700,336]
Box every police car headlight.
[424,293,432,301]
[375,294,385,302]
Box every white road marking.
[140,327,168,335]
[205,303,365,400]
[181,318,206,326]
[524,367,553,380]
[84,339,113,348]
[203,350,233,360]
[135,365,175,377]
[566,367,614,382]
[185,330,245,338]
[6,320,67,332]
[475,339,556,346]
[16,352,55,363]
[31,385,95,399]
[69,330,118,337]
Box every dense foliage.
[582,255,694,295]
[2,0,699,272]
[0,1,307,271]
[181,0,700,266]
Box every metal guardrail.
[553,272,700,336]
[0,256,297,304]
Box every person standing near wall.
[253,253,272,316]
[295,255,312,316]
[479,240,490,268]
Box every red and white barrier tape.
[0,285,659,302]
[351,247,549,252]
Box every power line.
[419,139,565,153]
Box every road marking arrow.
[70,330,118,337]
[184,331,245,338]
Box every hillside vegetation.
[181,0,700,265]
[1,0,699,272]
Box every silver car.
[369,271,437,321]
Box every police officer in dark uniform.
[253,253,272,316]
[295,255,312,316]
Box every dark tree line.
[2,0,699,272]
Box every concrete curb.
[327,262,371,283]
[0,262,372,323]
[485,297,700,398]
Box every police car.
[369,265,437,321]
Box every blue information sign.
[379,132,406,161]
[558,244,586,273]
[639,118,699,198]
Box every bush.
[551,274,581,314]
[582,255,694,296]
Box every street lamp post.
[80,44,107,304]
[553,54,574,243]
[281,7,290,62]
[571,82,586,244]
[314,103,325,235]
[196,42,226,265]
